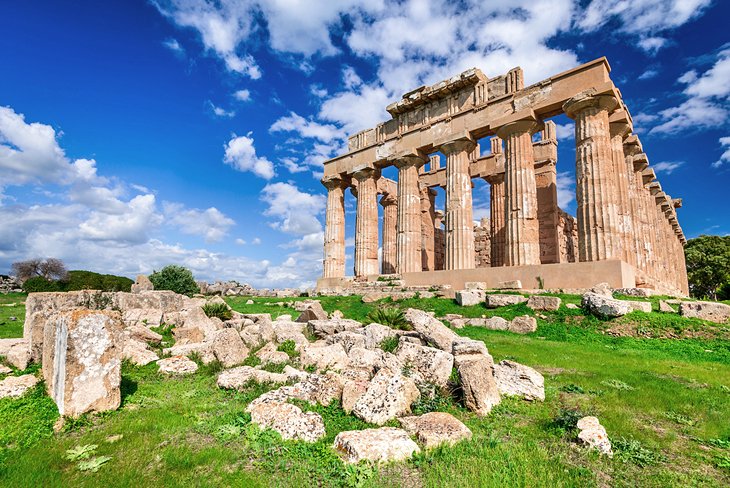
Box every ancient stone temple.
[318,58,688,296]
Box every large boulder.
[125,324,163,344]
[581,292,632,318]
[327,331,366,353]
[211,328,249,367]
[679,301,730,324]
[23,311,49,362]
[248,401,325,442]
[334,428,420,464]
[248,372,344,409]
[352,368,420,425]
[452,339,500,416]
[577,416,613,456]
[466,316,510,331]
[300,342,349,371]
[485,294,527,308]
[362,322,397,349]
[347,347,385,374]
[526,296,561,311]
[295,300,328,322]
[455,290,485,307]
[130,275,154,293]
[122,308,164,328]
[122,339,159,366]
[493,360,545,401]
[217,366,289,389]
[255,342,289,364]
[404,308,459,352]
[0,374,39,399]
[395,341,454,387]
[399,412,472,449]
[163,342,216,364]
[113,291,186,313]
[42,309,124,417]
[508,315,537,334]
[307,318,362,338]
[181,307,221,341]
[6,342,31,370]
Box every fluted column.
[610,119,634,265]
[564,93,620,262]
[497,118,541,266]
[486,173,505,267]
[421,186,436,271]
[353,167,379,277]
[380,192,397,275]
[322,176,347,278]
[395,155,425,273]
[640,167,659,279]
[442,138,476,270]
[624,137,644,270]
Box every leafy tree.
[149,265,199,297]
[11,258,68,283]
[684,235,730,300]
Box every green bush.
[64,270,133,292]
[366,305,411,330]
[277,340,298,357]
[202,302,233,321]
[22,276,62,293]
[148,265,198,297]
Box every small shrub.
[663,411,696,426]
[552,408,585,433]
[202,302,233,321]
[612,437,666,466]
[379,336,399,353]
[22,276,61,293]
[601,379,635,391]
[149,265,198,296]
[560,383,586,394]
[277,340,297,357]
[366,306,410,330]
[411,382,459,415]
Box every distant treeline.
[22,270,133,293]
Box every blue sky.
[1,0,728,288]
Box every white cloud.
[163,38,184,54]
[209,102,235,117]
[233,89,251,102]
[270,112,341,143]
[652,161,685,174]
[310,84,328,98]
[637,37,667,55]
[342,66,362,89]
[260,182,325,235]
[713,137,730,169]
[223,133,275,179]
[556,171,575,209]
[280,157,308,174]
[235,238,246,245]
[79,194,163,244]
[164,202,236,242]
[251,237,261,245]
[638,68,659,80]
[555,123,574,141]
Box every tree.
[11,257,68,283]
[149,265,199,297]
[684,235,730,300]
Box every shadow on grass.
[120,375,138,407]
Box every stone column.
[486,173,505,267]
[497,117,542,266]
[434,210,445,271]
[322,176,347,278]
[380,192,397,275]
[609,117,634,265]
[623,137,643,270]
[395,155,425,273]
[441,137,477,270]
[640,167,659,279]
[490,136,502,155]
[535,162,560,264]
[563,93,620,262]
[420,185,437,271]
[429,154,441,171]
[353,167,379,277]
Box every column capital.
[393,149,427,169]
[623,136,642,156]
[633,153,649,172]
[352,165,378,181]
[610,121,632,138]
[562,92,618,119]
[379,192,397,207]
[484,172,504,185]
[321,175,347,190]
[434,131,476,154]
[494,110,543,139]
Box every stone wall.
[0,275,21,293]
[557,209,578,263]
[434,229,445,271]
[474,218,491,268]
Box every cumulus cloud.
[270,112,341,143]
[652,161,685,174]
[713,137,730,169]
[233,89,251,102]
[209,102,235,117]
[223,133,275,179]
[555,123,574,141]
[556,171,575,209]
[164,202,236,242]
[260,182,325,235]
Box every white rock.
[157,356,198,375]
[122,339,159,366]
[581,293,631,318]
[327,331,366,353]
[509,315,537,334]
[455,290,485,306]
[395,341,454,387]
[577,416,613,456]
[485,294,527,308]
[404,308,459,352]
[300,342,349,371]
[493,360,545,401]
[211,328,249,368]
[399,412,472,448]
[163,342,216,364]
[679,301,730,323]
[249,401,325,442]
[362,322,397,349]
[307,318,362,338]
[6,342,31,370]
[526,296,562,311]
[452,339,500,416]
[217,366,288,389]
[352,368,420,425]
[0,374,40,399]
[334,427,420,464]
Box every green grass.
[0,292,25,339]
[1,293,729,486]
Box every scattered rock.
[577,416,613,456]
[295,300,328,322]
[255,342,289,364]
[509,315,537,334]
[399,412,472,448]
[659,300,677,313]
[217,366,288,389]
[246,299,254,305]
[493,360,545,401]
[307,318,362,338]
[452,339,500,416]
[526,296,561,311]
[466,316,509,331]
[300,342,350,371]
[590,283,613,298]
[327,331,366,353]
[211,328,249,368]
[581,293,631,318]
[163,342,216,364]
[485,294,528,308]
[679,301,730,324]
[626,300,652,313]
[0,374,39,399]
[566,303,579,310]
[404,308,459,352]
[497,280,522,290]
[352,368,420,425]
[0,365,11,375]
[455,290,485,307]
[395,341,454,387]
[342,379,370,414]
[122,340,159,366]
[130,275,154,293]
[249,401,325,442]
[157,356,198,375]
[125,324,163,344]
[347,347,385,373]
[6,342,31,370]
[334,428,420,464]
[465,282,486,290]
[362,322,397,349]
[614,287,655,297]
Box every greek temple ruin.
[317,58,688,296]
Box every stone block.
[352,368,419,425]
[508,316,537,334]
[485,294,528,308]
[455,289,486,306]
[334,428,420,464]
[493,360,545,401]
[399,412,472,448]
[526,295,561,311]
[497,280,522,289]
[679,301,730,324]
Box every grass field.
[1,292,729,487]
[0,292,25,339]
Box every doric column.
[486,173,505,267]
[395,154,426,273]
[420,185,437,271]
[496,116,542,266]
[624,136,643,270]
[322,176,347,278]
[490,136,503,155]
[609,113,634,265]
[429,154,441,171]
[535,161,560,264]
[380,192,397,275]
[441,136,477,270]
[353,167,379,277]
[563,93,620,262]
[434,210,445,271]
[641,167,659,279]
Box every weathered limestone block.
[113,291,186,313]
[0,365,11,375]
[0,374,39,399]
[465,282,487,290]
[307,318,362,338]
[163,342,216,364]
[125,324,163,344]
[301,342,350,371]
[347,347,385,373]
[577,416,613,456]
[217,366,289,389]
[526,295,562,311]
[0,338,25,356]
[581,292,631,317]
[465,316,510,331]
[404,308,459,352]
[181,306,220,341]
[172,326,205,345]
[352,368,420,425]
[493,360,545,401]
[42,310,124,417]
[211,328,249,368]
[679,301,730,324]
[326,331,367,353]
[249,401,326,443]
[6,342,31,370]
[455,289,486,306]
[399,412,472,448]
[509,315,537,334]
[342,379,370,414]
[255,342,289,364]
[362,291,416,302]
[497,280,522,290]
[395,341,454,387]
[363,322,396,349]
[485,294,528,308]
[239,324,264,349]
[295,300,328,322]
[24,311,49,362]
[157,356,198,375]
[659,300,677,313]
[626,301,652,313]
[249,372,344,409]
[122,339,159,366]
[452,339,500,416]
[130,275,154,293]
[334,428,420,464]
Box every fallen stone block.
[659,300,677,313]
[217,366,288,389]
[581,292,631,318]
[455,289,485,307]
[249,401,325,442]
[211,328,249,368]
[577,416,612,456]
[466,316,510,331]
[327,331,366,353]
[122,339,159,366]
[509,316,537,334]
[163,342,216,364]
[157,356,198,375]
[125,324,163,344]
[130,274,154,293]
[122,308,163,328]
[6,342,31,370]
[0,374,39,399]
[295,300,328,322]
[679,301,730,324]
[453,339,500,416]
[352,368,420,425]
[334,428,420,464]
[404,308,459,352]
[300,342,349,371]
[526,296,561,311]
[399,412,472,448]
[342,379,370,414]
[497,280,522,290]
[485,294,528,308]
[626,300,652,313]
[255,342,289,364]
[465,282,486,290]
[362,322,397,349]
[395,341,454,387]
[493,360,545,401]
[307,318,362,338]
